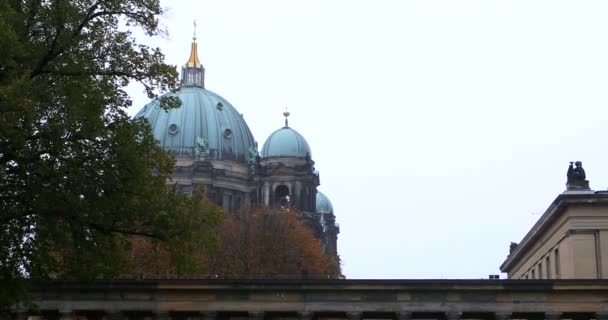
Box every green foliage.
[0,0,221,313]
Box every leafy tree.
[131,206,342,279]
[207,207,342,279]
[128,198,223,279]
[0,0,222,311]
[130,207,342,279]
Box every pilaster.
[203,312,217,320]
[299,312,314,320]
[59,311,76,320]
[249,312,265,320]
[346,312,361,320]
[445,312,460,320]
[263,182,270,205]
[105,311,126,320]
[155,312,171,320]
[494,313,511,320]
[398,312,412,320]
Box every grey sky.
[127,1,608,278]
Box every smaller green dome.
[261,127,311,159]
[316,191,334,214]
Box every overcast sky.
[127,1,608,279]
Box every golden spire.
[187,19,202,68]
[283,106,290,127]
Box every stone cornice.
[26,278,608,291]
[21,279,608,315]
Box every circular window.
[168,123,179,135]
[223,128,233,139]
[216,102,224,110]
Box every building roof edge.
[500,192,608,273]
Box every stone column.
[263,182,270,206]
[294,181,302,210]
[301,187,309,212]
[155,312,171,320]
[287,182,293,207]
[105,311,126,320]
[249,312,264,320]
[202,312,217,320]
[494,313,511,320]
[445,313,460,320]
[271,182,278,207]
[299,312,314,320]
[59,311,76,320]
[346,312,361,320]
[398,312,411,320]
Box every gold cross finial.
[193,19,197,41]
[283,106,290,127]
[283,105,290,118]
[187,19,201,67]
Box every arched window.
[274,185,290,208]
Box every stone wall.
[13,279,608,320]
[501,193,608,279]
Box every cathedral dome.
[134,39,256,164]
[261,111,311,159]
[261,126,311,159]
[316,191,334,214]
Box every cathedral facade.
[134,38,339,257]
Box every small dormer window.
[216,102,224,110]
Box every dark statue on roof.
[566,161,590,190]
[509,242,518,255]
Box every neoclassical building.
[501,162,608,279]
[134,37,339,257]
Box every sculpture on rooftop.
[247,146,260,177]
[509,242,518,255]
[566,161,590,190]
[195,136,209,159]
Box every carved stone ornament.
[247,147,259,177]
[195,136,209,159]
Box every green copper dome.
[261,126,311,159]
[135,39,256,164]
[316,191,334,214]
[135,86,256,164]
